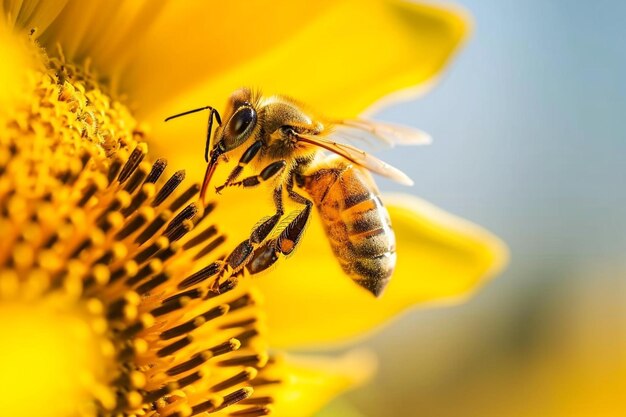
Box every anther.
[169,184,200,212]
[118,143,147,183]
[178,262,221,289]
[123,162,149,193]
[116,211,151,241]
[151,295,190,317]
[217,354,268,368]
[182,225,218,250]
[125,259,162,286]
[210,338,241,356]
[157,335,193,357]
[162,288,203,305]
[136,272,169,295]
[176,370,203,389]
[107,155,125,184]
[159,305,229,340]
[165,204,199,234]
[233,329,259,346]
[77,181,99,206]
[121,183,155,216]
[144,158,167,184]
[216,387,254,411]
[229,294,253,311]
[135,211,170,245]
[152,170,185,207]
[219,318,257,329]
[210,368,257,392]
[191,398,221,415]
[166,351,212,376]
[193,234,226,261]
[133,237,169,264]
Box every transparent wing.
[331,119,432,149]
[295,133,414,186]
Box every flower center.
[0,36,272,417]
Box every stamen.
[216,387,254,411]
[151,296,191,317]
[123,162,150,193]
[0,43,274,417]
[178,262,221,289]
[169,184,200,212]
[153,170,186,207]
[183,225,218,250]
[210,367,257,392]
[135,212,170,245]
[157,335,193,357]
[117,143,148,183]
[160,305,229,340]
[144,158,168,184]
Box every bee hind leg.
[211,184,287,291]
[276,193,312,256]
[209,238,255,294]
[246,200,312,275]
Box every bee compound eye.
[229,107,256,137]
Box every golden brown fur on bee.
[301,156,396,296]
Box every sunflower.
[0,1,507,417]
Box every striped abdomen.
[303,161,396,296]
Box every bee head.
[212,88,258,157]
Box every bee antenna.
[165,106,222,163]
[164,106,222,123]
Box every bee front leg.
[215,140,263,193]
[217,160,286,193]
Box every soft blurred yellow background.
[313,0,626,415]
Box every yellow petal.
[1,0,68,33]
[254,194,508,348]
[254,350,376,417]
[144,0,469,182]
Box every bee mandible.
[165,88,430,296]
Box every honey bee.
[165,88,429,296]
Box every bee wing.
[295,133,414,186]
[332,119,432,148]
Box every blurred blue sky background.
[379,0,625,267]
[337,1,626,415]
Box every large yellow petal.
[251,194,507,348]
[144,0,469,182]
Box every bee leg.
[210,238,254,294]
[212,184,285,291]
[245,179,313,274]
[246,239,280,274]
[246,195,312,274]
[215,141,263,193]
[217,160,287,193]
[212,189,283,291]
[250,186,284,245]
[274,177,313,256]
